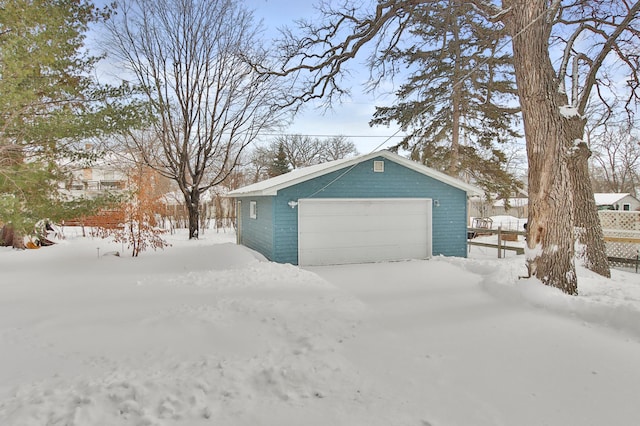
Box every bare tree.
[249,134,358,175]
[246,145,273,183]
[274,134,325,169]
[591,126,640,196]
[319,136,359,162]
[502,140,528,185]
[106,0,288,238]
[261,0,639,294]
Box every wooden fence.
[467,227,526,257]
[467,224,640,272]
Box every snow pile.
[450,253,640,339]
[0,231,370,425]
[2,229,640,425]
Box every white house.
[469,195,528,219]
[594,193,640,211]
[59,148,129,199]
[471,192,640,218]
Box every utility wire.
[256,133,405,138]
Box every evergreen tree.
[370,0,521,199]
[268,143,290,177]
[0,0,139,245]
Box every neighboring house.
[61,155,128,199]
[228,150,482,266]
[594,193,640,211]
[472,192,640,218]
[491,197,529,218]
[469,196,529,219]
[469,188,529,219]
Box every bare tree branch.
[106,0,288,238]
[255,0,419,109]
[576,0,640,113]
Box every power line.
[257,133,406,138]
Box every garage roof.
[228,150,483,197]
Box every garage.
[298,198,432,266]
[229,150,481,265]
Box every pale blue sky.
[249,0,405,153]
[89,0,404,153]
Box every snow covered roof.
[594,193,633,205]
[228,150,483,197]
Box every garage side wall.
[272,157,468,264]
[236,196,275,261]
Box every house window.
[250,201,257,219]
[373,160,384,172]
[623,203,631,211]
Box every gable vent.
[373,160,384,172]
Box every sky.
[86,0,638,165]
[249,0,406,153]
[89,0,406,154]
[2,226,640,425]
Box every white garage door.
[298,198,432,266]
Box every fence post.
[497,226,502,259]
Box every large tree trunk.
[569,140,611,277]
[0,224,25,249]
[184,190,200,240]
[505,0,577,295]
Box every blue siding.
[271,156,468,264]
[237,196,275,261]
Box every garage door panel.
[299,243,428,265]
[303,200,428,216]
[300,228,427,249]
[301,215,427,233]
[298,198,432,266]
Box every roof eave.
[227,149,484,197]
[227,189,277,197]
[227,153,378,197]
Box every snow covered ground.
[1,228,640,425]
